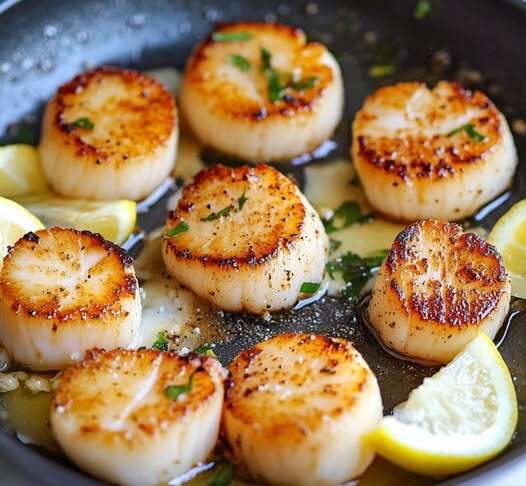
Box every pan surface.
[0,0,525,485]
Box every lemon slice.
[0,145,48,197]
[488,199,526,298]
[15,194,136,245]
[367,334,517,477]
[0,197,44,260]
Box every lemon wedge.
[367,333,517,477]
[0,145,48,197]
[0,197,44,261]
[15,194,136,245]
[488,199,526,299]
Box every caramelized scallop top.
[226,334,371,438]
[163,164,307,267]
[385,220,509,327]
[184,22,335,120]
[353,82,503,181]
[52,348,225,443]
[0,228,137,322]
[49,66,176,165]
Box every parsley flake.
[447,123,486,142]
[323,201,372,234]
[261,47,286,102]
[369,64,395,78]
[238,190,248,210]
[414,0,432,19]
[327,250,388,302]
[165,221,189,237]
[212,31,252,42]
[67,117,94,130]
[300,282,321,294]
[229,54,250,72]
[290,76,319,91]
[201,205,232,221]
[209,462,234,486]
[14,124,34,144]
[193,344,217,357]
[164,373,194,401]
[152,331,169,351]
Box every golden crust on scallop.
[368,220,511,364]
[52,348,225,442]
[47,66,176,165]
[0,228,136,323]
[225,333,370,435]
[185,22,334,120]
[385,221,507,325]
[354,82,500,181]
[163,164,306,268]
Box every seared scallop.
[223,333,383,486]
[161,164,328,314]
[180,22,343,162]
[0,228,141,370]
[352,82,517,221]
[40,66,178,201]
[368,220,511,364]
[51,348,226,486]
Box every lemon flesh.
[0,197,44,261]
[488,199,526,298]
[367,334,517,477]
[15,194,136,245]
[0,145,48,197]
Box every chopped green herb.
[212,31,252,42]
[238,190,248,210]
[261,47,286,102]
[229,54,251,72]
[164,373,194,401]
[300,282,321,294]
[414,0,432,19]
[152,331,169,351]
[175,176,185,187]
[14,124,34,144]
[447,123,486,142]
[322,201,372,234]
[290,76,319,91]
[201,205,232,221]
[369,64,395,78]
[209,462,234,486]
[329,238,341,254]
[165,221,189,237]
[327,250,389,302]
[261,47,272,71]
[193,344,217,357]
[67,117,94,130]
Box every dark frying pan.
[1,0,526,485]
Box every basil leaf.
[201,205,232,221]
[238,190,248,210]
[290,76,319,91]
[414,0,431,19]
[447,123,486,142]
[300,282,321,294]
[209,462,233,486]
[229,54,251,72]
[152,331,169,351]
[68,117,94,130]
[165,221,189,237]
[323,201,372,234]
[326,250,388,302]
[212,31,252,42]
[329,238,341,255]
[164,373,194,401]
